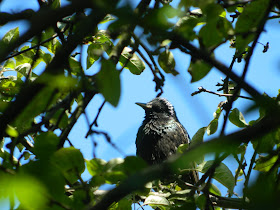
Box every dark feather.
[135,98,198,184]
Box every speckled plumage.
[135,98,197,184]
[135,98,198,184]
[136,98,190,164]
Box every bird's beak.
[135,102,151,110]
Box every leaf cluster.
[0,0,280,209]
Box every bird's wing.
[166,120,199,184]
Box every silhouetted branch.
[191,86,253,100]
[89,112,280,210]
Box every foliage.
[0,0,280,209]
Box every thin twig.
[89,130,126,156]
[3,34,59,62]
[243,150,257,200]
[191,86,253,100]
[133,34,165,96]
[84,109,98,158]
[85,100,106,138]
[220,0,274,136]
[135,48,164,96]
[233,154,247,186]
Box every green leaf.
[177,143,189,154]
[21,160,66,199]
[87,43,102,69]
[162,4,179,19]
[69,57,83,75]
[195,194,207,210]
[199,23,223,48]
[86,158,107,176]
[51,147,85,184]
[254,155,278,172]
[190,127,206,147]
[1,27,19,44]
[33,132,60,159]
[235,0,269,53]
[229,108,248,127]
[3,58,16,69]
[104,158,124,172]
[207,119,218,135]
[158,50,178,75]
[252,130,278,153]
[86,30,113,69]
[15,63,31,78]
[50,0,60,9]
[0,174,48,209]
[188,59,212,82]
[175,16,199,41]
[14,46,44,69]
[100,14,116,24]
[109,197,133,210]
[49,108,69,129]
[43,53,52,64]
[122,156,147,174]
[23,151,31,160]
[39,29,61,53]
[207,107,222,135]
[209,183,222,196]
[95,59,121,107]
[87,158,131,185]
[144,195,170,209]
[197,160,235,194]
[119,47,145,75]
[104,158,126,184]
[11,87,56,133]
[6,125,18,137]
[105,171,127,184]
[190,127,206,164]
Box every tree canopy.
[0,0,280,209]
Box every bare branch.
[191,86,253,100]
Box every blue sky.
[0,0,280,209]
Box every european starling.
[135,97,198,184]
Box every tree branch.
[88,112,280,210]
[191,86,253,100]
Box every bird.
[135,97,198,185]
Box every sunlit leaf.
[254,155,278,172]
[6,125,18,137]
[207,107,222,135]
[209,183,222,196]
[86,158,107,176]
[3,58,15,69]
[119,47,145,75]
[69,57,83,75]
[191,127,206,147]
[158,50,178,75]
[235,0,269,52]
[144,195,170,209]
[95,59,121,107]
[229,108,248,127]
[207,119,218,135]
[87,43,102,69]
[197,160,235,194]
[1,27,19,44]
[0,174,48,210]
[100,14,116,24]
[51,147,85,184]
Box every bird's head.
[136,98,178,120]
